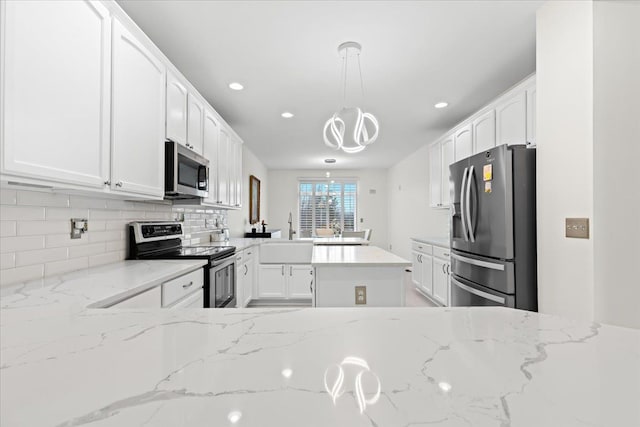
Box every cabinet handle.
[290,266,293,276]
[104,180,111,186]
[310,279,313,293]
[182,281,194,289]
[443,253,449,257]
[442,263,447,274]
[115,181,123,187]
[281,265,285,276]
[244,264,248,275]
[247,252,252,255]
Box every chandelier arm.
[357,54,365,101]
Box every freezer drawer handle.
[452,277,505,304]
[451,253,505,271]
[460,167,469,242]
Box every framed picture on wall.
[249,175,260,224]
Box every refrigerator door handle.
[451,277,506,304]
[451,252,505,271]
[460,167,469,241]
[465,165,475,242]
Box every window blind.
[298,180,357,236]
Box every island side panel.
[314,266,405,307]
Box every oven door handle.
[451,277,505,304]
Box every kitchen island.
[311,245,411,307]
[1,278,638,427]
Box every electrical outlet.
[565,218,589,239]
[355,286,367,305]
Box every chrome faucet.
[288,212,296,240]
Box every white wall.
[536,0,595,322]
[267,169,388,249]
[593,0,640,328]
[227,145,269,237]
[387,144,449,261]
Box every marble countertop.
[312,245,411,267]
[413,236,450,248]
[1,304,638,426]
[0,259,207,311]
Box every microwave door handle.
[460,167,469,242]
[466,165,475,243]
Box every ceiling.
[117,0,542,170]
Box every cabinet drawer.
[411,241,432,254]
[433,246,450,260]
[162,269,204,307]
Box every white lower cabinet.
[258,264,313,300]
[236,248,256,307]
[411,240,450,306]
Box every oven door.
[451,275,514,308]
[210,256,236,308]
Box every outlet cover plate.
[565,218,589,239]
[355,286,367,305]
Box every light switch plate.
[565,218,589,239]
[355,286,367,305]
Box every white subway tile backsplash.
[1,264,43,286]
[69,242,106,259]
[0,190,17,205]
[88,230,121,243]
[17,220,69,236]
[1,236,45,253]
[1,221,17,237]
[45,207,89,220]
[89,251,124,268]
[17,190,69,207]
[69,196,107,209]
[1,205,46,220]
[1,189,227,286]
[15,247,68,267]
[45,257,88,276]
[1,253,16,270]
[45,233,88,248]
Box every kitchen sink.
[259,242,313,264]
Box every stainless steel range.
[127,221,236,308]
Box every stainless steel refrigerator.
[449,144,537,311]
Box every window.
[298,180,357,236]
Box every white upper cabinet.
[1,0,111,188]
[453,124,473,161]
[203,108,220,205]
[231,135,243,208]
[165,71,188,146]
[472,109,496,153]
[187,93,204,155]
[110,18,165,198]
[440,135,454,207]
[217,127,230,206]
[495,91,527,146]
[428,142,442,208]
[526,86,537,147]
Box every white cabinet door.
[203,109,220,205]
[288,265,313,299]
[495,91,526,146]
[440,135,454,207]
[187,93,204,155]
[112,286,161,308]
[228,137,237,208]
[233,137,243,208]
[258,264,286,298]
[420,253,434,296]
[110,18,165,198]
[217,127,230,206]
[411,251,423,286]
[432,257,449,306]
[166,71,188,146]
[243,258,255,306]
[473,110,496,154]
[1,0,110,188]
[428,143,442,208]
[526,86,537,147]
[454,124,473,161]
[235,260,245,308]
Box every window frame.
[297,178,358,235]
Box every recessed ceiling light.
[324,159,336,164]
[281,112,294,118]
[228,82,244,91]
[434,102,449,109]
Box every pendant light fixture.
[323,42,379,154]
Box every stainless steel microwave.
[165,140,209,199]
